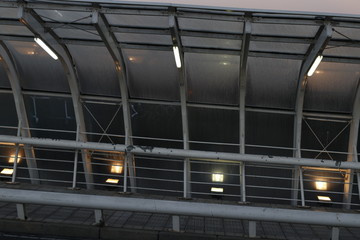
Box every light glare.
[315,181,327,191]
[111,164,123,174]
[106,178,119,184]
[34,37,58,60]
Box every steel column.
[0,42,39,184]
[169,11,191,198]
[19,7,94,189]
[343,79,360,209]
[92,10,136,193]
[291,24,332,205]
[1,188,360,228]
[2,135,360,170]
[239,19,251,202]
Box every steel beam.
[19,7,94,189]
[0,42,39,184]
[291,24,332,206]
[0,188,360,227]
[239,19,251,202]
[342,79,360,209]
[169,11,191,198]
[92,10,136,193]
[2,135,360,170]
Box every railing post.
[11,120,22,183]
[16,203,27,220]
[299,167,305,207]
[71,124,80,189]
[240,162,246,202]
[123,152,129,193]
[172,215,180,232]
[249,220,256,238]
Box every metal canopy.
[0,1,359,238]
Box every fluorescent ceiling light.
[315,181,327,191]
[34,37,58,60]
[307,55,323,76]
[106,178,119,184]
[9,154,21,164]
[111,164,123,174]
[172,46,181,68]
[212,173,224,182]
[211,187,223,193]
[1,168,13,175]
[317,196,331,201]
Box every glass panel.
[245,112,293,157]
[106,14,169,28]
[0,93,18,136]
[123,49,180,101]
[304,62,360,113]
[0,7,18,19]
[54,28,101,40]
[252,23,319,37]
[24,95,76,140]
[186,53,239,105]
[246,57,301,109]
[5,41,69,93]
[178,18,243,34]
[83,102,125,144]
[67,45,120,97]
[0,26,33,36]
[323,46,360,58]
[35,9,93,23]
[332,27,360,41]
[188,107,239,153]
[115,33,172,45]
[182,37,241,50]
[250,41,309,54]
[131,103,183,149]
[301,119,350,161]
[0,61,10,88]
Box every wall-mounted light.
[172,46,181,68]
[211,187,223,193]
[34,37,58,60]
[307,55,323,76]
[106,178,119,184]
[317,195,331,201]
[1,168,13,175]
[212,173,224,182]
[111,163,123,174]
[315,180,327,191]
[9,154,21,164]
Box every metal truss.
[92,9,136,193]
[0,42,39,184]
[291,24,333,206]
[169,10,191,198]
[18,6,94,189]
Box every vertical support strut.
[239,18,251,202]
[92,10,136,192]
[16,203,27,220]
[169,9,191,198]
[172,215,180,232]
[292,24,332,205]
[248,220,256,238]
[0,42,39,184]
[343,79,360,209]
[19,7,94,189]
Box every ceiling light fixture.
[172,46,181,68]
[307,55,323,76]
[317,195,331,201]
[106,178,119,184]
[111,164,123,174]
[8,154,21,164]
[34,37,58,60]
[211,187,223,193]
[1,168,13,175]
